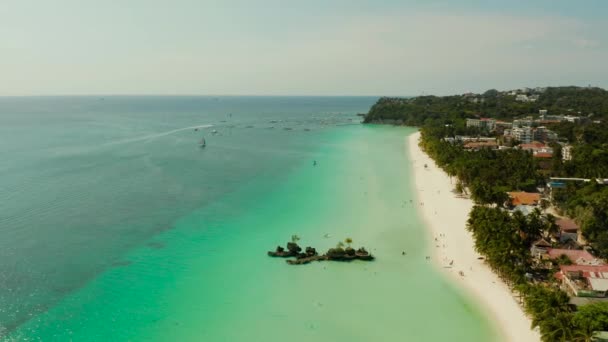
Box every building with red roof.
[557,265,608,297]
[547,248,602,265]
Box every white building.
[512,127,534,143]
[565,115,582,123]
[562,145,573,161]
[513,119,534,128]
[466,118,496,131]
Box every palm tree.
[345,238,353,248]
[540,312,574,342]
[336,241,345,249]
[572,327,595,342]
[291,235,300,243]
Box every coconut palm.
[345,238,353,247]
[291,235,300,243]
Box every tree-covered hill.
[363,86,608,125]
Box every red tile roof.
[508,192,541,206]
[463,141,497,149]
[547,249,599,264]
[560,265,608,273]
[533,152,553,158]
[520,142,546,150]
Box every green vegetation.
[363,86,608,341]
[467,206,556,283]
[420,125,539,206]
[547,121,608,178]
[553,184,608,258]
[364,86,608,125]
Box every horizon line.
[0,94,391,98]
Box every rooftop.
[557,218,579,232]
[547,248,602,265]
[560,265,608,273]
[463,141,497,149]
[508,191,541,206]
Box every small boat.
[212,129,218,134]
[199,138,206,148]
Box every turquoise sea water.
[0,97,495,341]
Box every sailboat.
[199,137,206,148]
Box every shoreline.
[407,131,539,342]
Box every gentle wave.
[103,124,214,146]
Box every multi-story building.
[562,145,573,161]
[494,121,513,135]
[564,115,582,123]
[511,127,534,143]
[534,126,558,142]
[466,118,496,131]
[513,118,534,128]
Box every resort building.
[463,141,498,151]
[513,119,534,128]
[562,145,573,161]
[556,265,608,298]
[547,249,603,266]
[531,238,552,259]
[466,118,496,131]
[555,217,587,245]
[564,115,582,123]
[557,218,582,244]
[444,136,496,144]
[511,127,534,143]
[533,126,558,142]
[507,191,541,206]
[508,126,558,144]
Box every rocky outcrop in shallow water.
[268,241,374,265]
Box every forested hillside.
[364,86,608,125]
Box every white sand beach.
[408,131,540,342]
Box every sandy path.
[408,131,539,342]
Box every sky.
[1,0,607,96]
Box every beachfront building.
[507,126,558,144]
[444,136,496,144]
[507,191,541,206]
[463,141,498,151]
[556,265,608,298]
[562,145,573,161]
[556,218,583,244]
[466,118,496,131]
[531,238,552,259]
[547,249,603,266]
